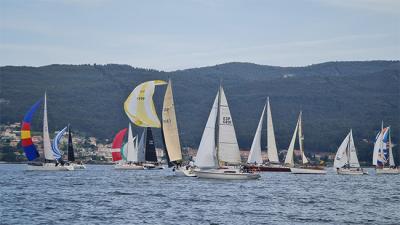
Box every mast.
[216,84,221,165]
[347,130,351,168]
[67,124,75,162]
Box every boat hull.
[290,167,326,174]
[70,163,86,170]
[143,163,164,170]
[336,168,367,175]
[114,164,144,170]
[244,164,291,172]
[195,169,260,180]
[26,163,74,171]
[376,168,400,174]
[174,167,197,177]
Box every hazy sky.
[0,0,399,71]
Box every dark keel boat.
[245,98,290,172]
[244,164,290,172]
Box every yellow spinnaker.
[124,80,167,128]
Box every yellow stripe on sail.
[124,80,167,128]
[21,130,31,139]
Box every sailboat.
[114,124,144,170]
[161,79,196,177]
[373,124,399,174]
[245,97,290,172]
[194,85,260,180]
[334,130,367,175]
[66,125,86,169]
[124,80,167,169]
[24,94,73,171]
[284,112,326,174]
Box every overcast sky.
[0,0,399,71]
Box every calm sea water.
[0,164,399,225]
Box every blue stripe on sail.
[382,128,390,143]
[25,145,40,161]
[23,99,42,123]
[52,126,68,160]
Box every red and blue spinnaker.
[21,99,42,161]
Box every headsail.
[373,127,388,166]
[51,126,68,161]
[387,127,395,167]
[162,79,182,162]
[126,124,138,162]
[43,93,54,161]
[124,80,167,128]
[21,99,42,161]
[195,92,219,169]
[217,86,241,164]
[334,132,350,169]
[67,125,75,162]
[266,97,279,163]
[111,128,127,162]
[284,117,299,167]
[137,129,146,162]
[247,103,265,164]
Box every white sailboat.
[284,112,326,174]
[245,98,290,172]
[194,85,260,180]
[162,79,196,177]
[115,124,144,170]
[26,93,73,171]
[373,125,399,174]
[334,130,367,175]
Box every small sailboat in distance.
[285,112,326,174]
[194,85,260,180]
[245,97,290,172]
[162,79,196,177]
[334,130,367,175]
[113,125,144,170]
[66,125,86,169]
[24,94,73,171]
[373,124,400,174]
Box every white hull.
[174,167,197,177]
[195,169,260,180]
[336,168,367,175]
[290,167,326,174]
[26,163,74,171]
[376,168,400,174]
[70,163,86,170]
[114,163,144,170]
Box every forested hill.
[1,60,399,158]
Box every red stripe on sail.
[112,128,127,149]
[21,138,33,147]
[112,151,122,162]
[21,122,31,130]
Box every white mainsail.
[124,80,167,128]
[126,124,138,162]
[266,97,279,163]
[348,130,360,168]
[334,132,350,168]
[43,93,54,161]
[195,92,219,169]
[162,79,183,162]
[388,128,395,166]
[284,117,299,167]
[298,112,309,164]
[217,86,241,164]
[247,103,265,164]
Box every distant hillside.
[1,61,399,163]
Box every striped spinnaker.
[52,126,68,160]
[21,99,42,161]
[124,80,167,128]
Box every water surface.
[1,164,399,225]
